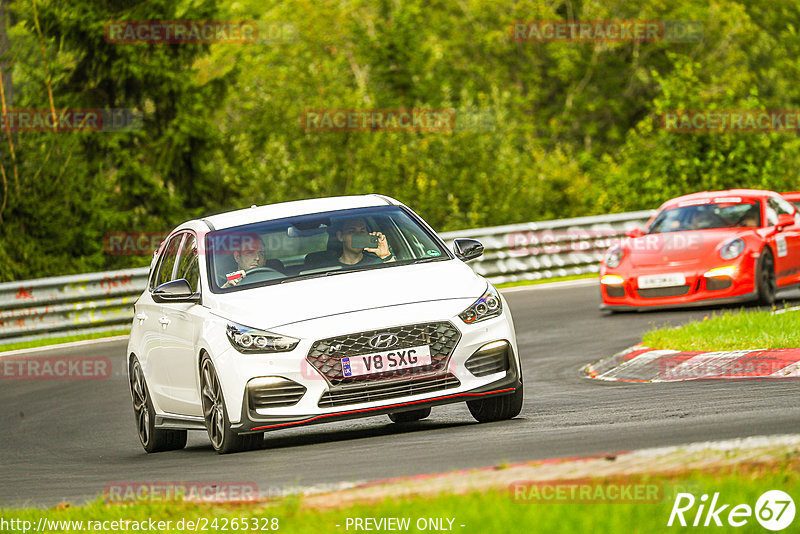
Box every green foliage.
[2,0,800,279]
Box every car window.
[151,233,183,289]
[176,233,200,292]
[206,205,451,292]
[648,201,761,233]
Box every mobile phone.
[351,234,379,249]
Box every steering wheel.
[239,267,284,283]
[244,267,279,275]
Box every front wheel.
[466,384,524,423]
[200,357,262,454]
[756,248,776,306]
[130,360,186,453]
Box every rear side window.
[151,234,183,290]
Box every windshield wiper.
[280,269,348,283]
[411,256,447,264]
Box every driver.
[335,217,395,266]
[221,237,267,288]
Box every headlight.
[605,247,624,268]
[719,238,745,260]
[459,285,502,324]
[226,323,299,353]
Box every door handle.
[158,316,171,328]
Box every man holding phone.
[335,217,395,266]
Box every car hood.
[209,260,486,330]
[625,228,758,268]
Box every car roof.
[659,189,776,209]
[199,195,399,230]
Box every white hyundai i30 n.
[127,195,523,453]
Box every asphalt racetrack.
[2,280,799,507]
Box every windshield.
[205,205,450,292]
[647,201,761,234]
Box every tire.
[200,356,262,454]
[466,383,524,423]
[756,247,776,306]
[130,359,187,453]
[388,407,431,423]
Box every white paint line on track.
[499,278,599,293]
[772,305,800,315]
[0,335,130,358]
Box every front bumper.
[233,367,521,433]
[216,306,521,433]
[600,256,758,311]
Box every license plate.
[638,273,686,289]
[341,345,432,378]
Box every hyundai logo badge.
[369,333,399,350]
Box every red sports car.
[600,189,800,311]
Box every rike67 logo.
[668,490,795,531]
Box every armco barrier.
[0,210,654,345]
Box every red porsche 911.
[600,189,800,311]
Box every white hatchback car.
[127,195,523,453]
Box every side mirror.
[153,279,200,303]
[453,238,484,261]
[776,213,794,230]
[625,227,644,238]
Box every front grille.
[637,285,691,298]
[249,379,306,410]
[306,322,461,386]
[318,374,461,408]
[706,277,732,291]
[465,343,510,377]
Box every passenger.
[335,217,395,266]
[741,208,760,227]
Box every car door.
[152,232,204,416]
[770,196,800,284]
[139,233,183,412]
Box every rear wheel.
[388,407,431,423]
[467,383,524,423]
[200,357,262,454]
[130,360,187,453]
[756,248,776,306]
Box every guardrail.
[0,210,654,345]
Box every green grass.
[496,272,598,289]
[1,460,797,533]
[0,329,130,353]
[642,307,800,351]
